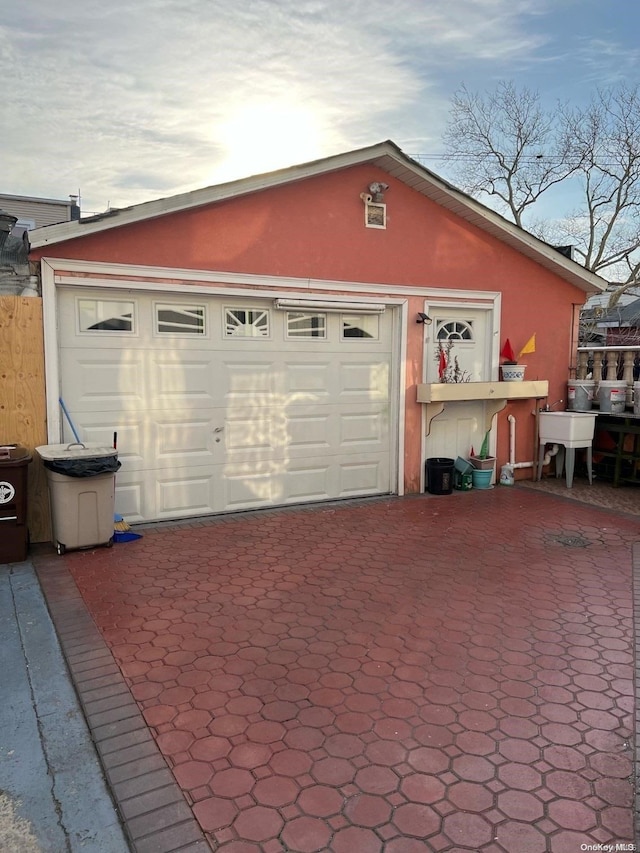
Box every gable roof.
[29,140,606,294]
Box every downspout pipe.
[508,414,557,470]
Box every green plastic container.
[454,471,473,490]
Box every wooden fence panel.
[0,296,50,543]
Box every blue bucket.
[471,469,493,490]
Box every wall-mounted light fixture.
[360,182,390,204]
[368,182,389,202]
[416,312,432,325]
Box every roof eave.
[365,148,606,295]
[29,140,606,295]
[29,142,397,249]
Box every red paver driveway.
[35,488,638,852]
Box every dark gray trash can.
[0,444,32,562]
[425,457,454,495]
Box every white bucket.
[634,381,640,417]
[567,380,595,411]
[598,380,626,414]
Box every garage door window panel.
[78,298,136,334]
[286,312,327,339]
[155,303,206,336]
[342,315,379,340]
[225,308,270,338]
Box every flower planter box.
[469,456,496,470]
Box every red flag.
[438,348,447,379]
[501,338,516,361]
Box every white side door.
[424,306,493,460]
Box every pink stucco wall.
[33,163,592,493]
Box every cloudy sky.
[2,0,639,215]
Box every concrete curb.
[0,561,130,852]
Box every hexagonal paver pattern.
[36,490,638,850]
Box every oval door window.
[436,320,474,341]
[435,319,476,383]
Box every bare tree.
[442,81,577,228]
[556,83,640,290]
[443,81,640,299]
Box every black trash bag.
[43,456,121,478]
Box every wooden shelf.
[417,381,549,436]
[416,381,549,403]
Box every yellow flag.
[518,334,536,359]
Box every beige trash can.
[36,443,119,555]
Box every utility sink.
[538,411,597,445]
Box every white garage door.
[57,288,396,522]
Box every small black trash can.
[0,444,32,563]
[425,457,455,495]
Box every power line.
[409,152,636,168]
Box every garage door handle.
[214,427,224,433]
[0,516,18,522]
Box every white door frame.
[41,257,408,501]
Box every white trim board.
[44,257,502,302]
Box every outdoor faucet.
[541,399,564,412]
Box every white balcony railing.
[576,346,640,408]
[576,346,640,380]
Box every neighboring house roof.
[597,296,640,328]
[0,192,79,231]
[583,283,640,313]
[30,140,606,295]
